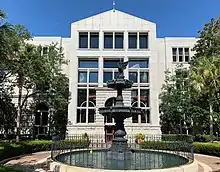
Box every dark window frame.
[115,32,124,49]
[90,32,99,49]
[79,32,88,48]
[139,33,148,49]
[104,32,113,49]
[128,33,137,49]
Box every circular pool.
[55,149,189,170]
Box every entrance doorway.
[105,125,115,143]
[34,102,49,139]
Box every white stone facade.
[23,9,198,137]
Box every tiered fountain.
[99,61,142,160]
[51,61,196,171]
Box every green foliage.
[0,139,89,161]
[162,134,192,142]
[0,165,23,172]
[140,140,220,157]
[159,65,191,134]
[194,142,220,157]
[135,133,145,140]
[192,17,220,64]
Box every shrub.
[194,142,220,157]
[0,139,90,161]
[162,134,193,142]
[140,141,190,152]
[0,165,23,172]
[194,135,219,142]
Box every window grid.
[104,32,124,49]
[79,32,99,49]
[172,47,190,63]
[77,59,98,123]
[131,87,150,124]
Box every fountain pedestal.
[99,61,142,161]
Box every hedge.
[140,140,220,157]
[194,142,220,157]
[0,139,90,162]
[0,165,23,172]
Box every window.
[172,47,190,63]
[185,48,189,62]
[104,33,113,49]
[78,72,87,83]
[77,89,87,107]
[103,59,123,83]
[140,72,149,83]
[129,59,149,68]
[115,33,124,49]
[89,72,98,83]
[129,72,138,83]
[78,59,98,84]
[139,33,148,49]
[129,33,137,49]
[131,89,150,123]
[79,32,88,48]
[42,47,48,55]
[128,59,149,84]
[172,48,177,62]
[77,60,97,123]
[77,89,96,123]
[103,72,113,83]
[90,32,99,49]
[104,59,121,68]
[179,48,183,62]
[79,59,98,68]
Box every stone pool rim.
[51,148,196,172]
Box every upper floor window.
[42,47,48,55]
[172,47,190,63]
[129,59,149,68]
[128,33,137,49]
[78,59,98,84]
[139,33,148,49]
[79,32,99,49]
[104,33,113,49]
[79,59,98,68]
[103,58,123,83]
[115,33,124,49]
[104,59,122,68]
[90,32,99,48]
[79,32,88,48]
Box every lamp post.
[177,105,183,134]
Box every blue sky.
[1,0,219,37]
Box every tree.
[190,56,220,142]
[191,17,220,65]
[0,90,17,139]
[159,65,191,134]
[25,44,69,139]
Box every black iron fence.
[51,134,194,170]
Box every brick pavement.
[5,151,50,172]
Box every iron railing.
[51,134,194,170]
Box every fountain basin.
[51,149,198,172]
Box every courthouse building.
[28,9,197,139]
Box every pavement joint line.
[195,159,212,172]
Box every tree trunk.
[16,75,23,142]
[209,101,214,143]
